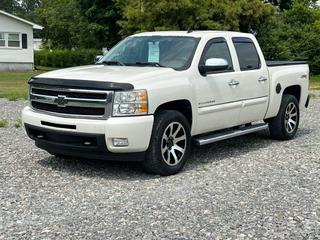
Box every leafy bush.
[14,119,22,128]
[0,120,8,128]
[34,49,102,68]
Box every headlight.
[113,90,148,116]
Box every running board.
[193,123,268,146]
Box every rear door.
[231,37,269,124]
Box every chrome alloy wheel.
[161,122,187,166]
[285,102,298,133]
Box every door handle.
[258,76,268,82]
[229,80,240,87]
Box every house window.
[0,33,21,48]
[0,33,5,47]
[8,33,20,48]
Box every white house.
[0,10,43,71]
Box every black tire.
[143,110,191,176]
[268,94,300,140]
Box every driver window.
[201,38,233,71]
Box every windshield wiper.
[134,62,167,68]
[102,60,126,66]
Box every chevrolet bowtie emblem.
[54,95,68,107]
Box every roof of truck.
[132,30,253,38]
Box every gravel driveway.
[0,93,320,240]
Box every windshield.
[100,36,200,70]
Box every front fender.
[146,79,197,134]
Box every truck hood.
[36,65,176,84]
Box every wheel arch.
[154,100,193,127]
[283,85,301,103]
[265,83,303,120]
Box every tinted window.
[200,38,233,71]
[233,37,260,71]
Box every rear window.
[232,37,261,71]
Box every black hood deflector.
[28,77,134,91]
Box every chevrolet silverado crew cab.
[22,31,310,175]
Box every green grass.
[310,75,320,81]
[0,71,37,100]
[0,67,56,101]
[14,119,22,128]
[310,75,320,90]
[0,119,8,128]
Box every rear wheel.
[268,94,300,140]
[143,110,191,175]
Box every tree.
[0,0,41,21]
[77,0,121,49]
[0,0,20,14]
[36,0,84,49]
[18,0,42,21]
[279,0,293,10]
[256,1,320,74]
[266,0,320,10]
[116,0,198,35]
[36,0,121,49]
[116,0,275,36]
[265,0,293,10]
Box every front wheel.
[268,94,300,140]
[143,110,191,175]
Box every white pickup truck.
[22,31,310,175]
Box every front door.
[195,37,242,134]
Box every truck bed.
[266,61,307,67]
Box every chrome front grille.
[29,84,113,119]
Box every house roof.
[0,10,43,30]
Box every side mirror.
[199,58,229,76]
[95,55,104,63]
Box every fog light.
[112,138,129,147]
